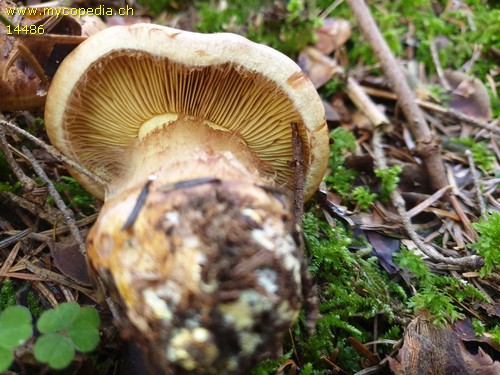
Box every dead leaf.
[0,6,105,112]
[297,47,340,89]
[366,231,400,274]
[444,70,492,121]
[479,302,500,318]
[315,18,352,55]
[322,100,341,122]
[49,236,92,286]
[389,312,500,375]
[453,319,500,352]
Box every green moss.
[351,186,377,210]
[0,281,44,318]
[324,127,357,198]
[250,354,290,375]
[196,0,319,56]
[408,286,465,325]
[297,213,406,371]
[491,325,500,344]
[27,291,44,318]
[0,280,16,311]
[252,212,407,373]
[374,165,402,203]
[395,248,489,325]
[49,176,96,216]
[451,137,496,173]
[470,211,500,276]
[472,318,485,336]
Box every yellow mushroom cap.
[44,24,329,200]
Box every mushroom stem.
[86,116,305,374]
[88,162,302,375]
[105,117,276,200]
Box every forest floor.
[0,0,499,374]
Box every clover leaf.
[37,302,80,333]
[0,305,33,372]
[0,346,14,373]
[34,302,100,370]
[67,307,100,352]
[34,333,75,370]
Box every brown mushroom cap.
[45,24,329,200]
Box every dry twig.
[0,190,62,224]
[1,118,105,186]
[22,146,86,256]
[430,39,451,90]
[290,121,305,226]
[346,76,481,268]
[372,130,481,268]
[0,125,36,190]
[465,149,488,220]
[346,0,475,236]
[360,86,500,137]
[25,261,95,299]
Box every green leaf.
[0,305,32,349]
[34,333,75,370]
[0,346,13,373]
[67,307,100,352]
[37,302,80,333]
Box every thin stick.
[0,242,22,276]
[372,130,481,268]
[346,0,474,236]
[346,77,389,126]
[405,185,453,218]
[346,76,481,268]
[360,86,500,137]
[16,43,48,85]
[0,190,62,224]
[465,150,487,220]
[290,122,305,227]
[0,228,32,250]
[0,126,36,190]
[1,119,105,187]
[22,147,86,256]
[0,11,15,28]
[25,261,95,298]
[430,39,451,90]
[5,213,97,237]
[122,176,156,231]
[14,33,87,45]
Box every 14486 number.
[7,24,45,34]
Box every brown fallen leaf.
[322,100,341,122]
[366,231,400,274]
[315,18,352,55]
[389,311,500,375]
[444,70,492,121]
[49,236,92,286]
[0,5,105,111]
[453,319,500,353]
[297,47,340,89]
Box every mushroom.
[44,24,329,374]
